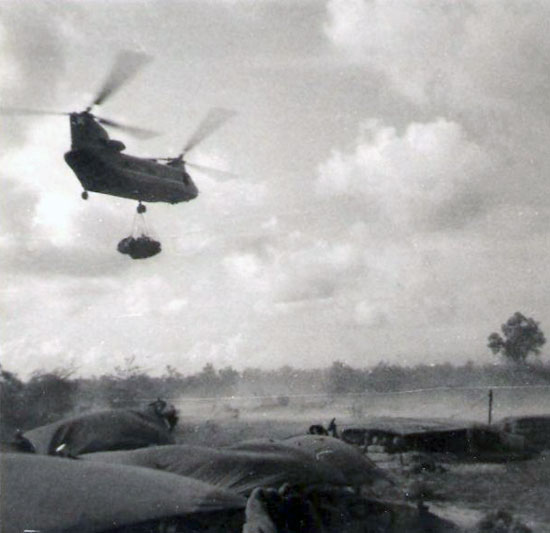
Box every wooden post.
[488,389,493,425]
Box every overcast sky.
[1,0,549,378]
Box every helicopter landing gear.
[81,190,89,200]
[137,202,146,214]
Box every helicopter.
[2,52,236,215]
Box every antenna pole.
[488,389,493,425]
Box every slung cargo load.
[117,234,162,259]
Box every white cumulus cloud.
[317,118,492,231]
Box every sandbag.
[117,234,161,259]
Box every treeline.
[1,367,78,432]
[325,360,550,394]
[2,358,550,433]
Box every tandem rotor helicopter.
[2,51,236,217]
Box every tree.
[218,366,240,393]
[194,363,220,395]
[101,356,158,408]
[488,312,546,363]
[326,361,360,394]
[24,369,78,426]
[0,366,25,431]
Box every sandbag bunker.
[339,417,537,461]
[3,404,460,533]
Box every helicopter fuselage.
[64,148,198,204]
[64,111,198,204]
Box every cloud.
[322,0,550,230]
[316,118,492,232]
[162,298,188,314]
[272,240,361,303]
[353,300,388,328]
[0,114,82,253]
[0,4,77,147]
[324,0,550,112]
[0,178,40,243]
[2,241,131,278]
[224,252,262,279]
[0,168,133,279]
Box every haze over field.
[1,1,549,377]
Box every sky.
[1,0,549,378]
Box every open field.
[427,455,550,532]
[172,385,550,426]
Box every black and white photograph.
[1,1,550,531]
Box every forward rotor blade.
[96,116,158,139]
[181,108,236,155]
[0,107,69,117]
[186,161,237,180]
[92,51,152,108]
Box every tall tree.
[488,312,546,363]
[326,361,359,394]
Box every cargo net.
[117,212,161,260]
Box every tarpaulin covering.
[1,453,246,533]
[281,435,392,487]
[23,408,176,456]
[230,436,389,488]
[81,443,347,495]
[117,234,161,259]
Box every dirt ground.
[175,411,550,532]
[423,456,550,532]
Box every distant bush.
[0,367,26,432]
[349,401,364,420]
[0,366,78,433]
[326,361,364,394]
[24,371,78,427]
[277,395,290,407]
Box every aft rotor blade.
[96,116,158,139]
[181,108,236,155]
[0,107,69,117]
[92,51,152,107]
[186,161,238,180]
